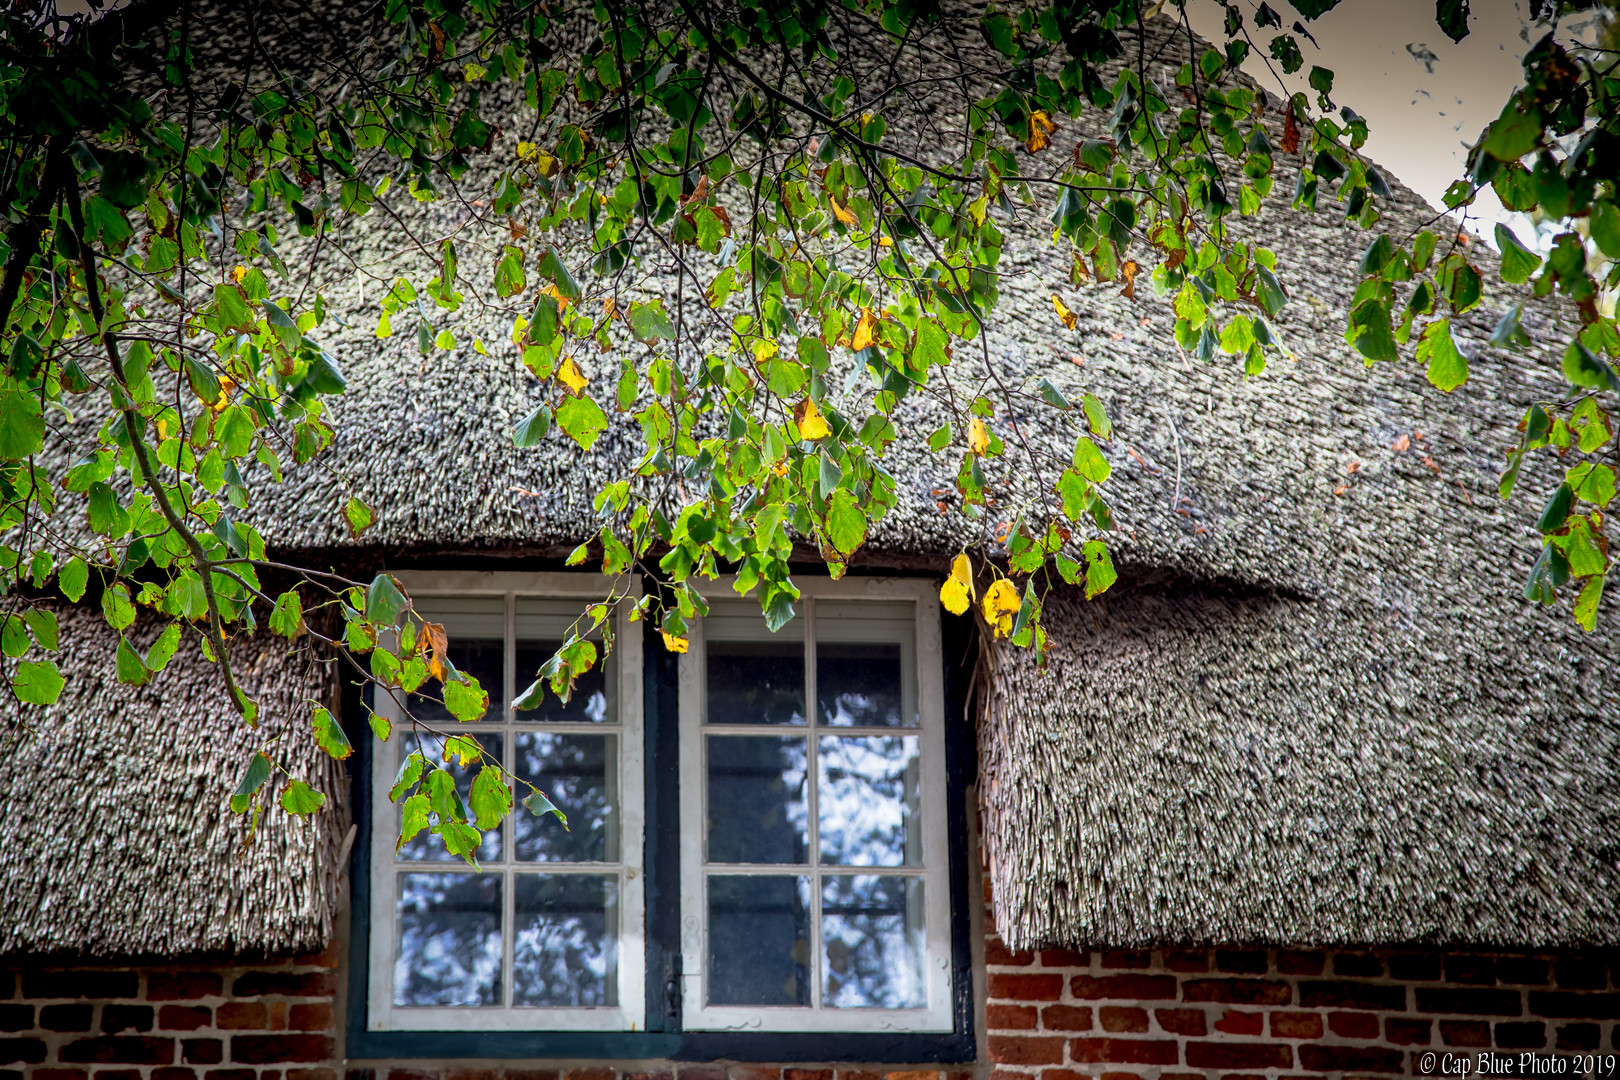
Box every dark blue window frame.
[345,598,977,1063]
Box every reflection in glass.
[394,872,503,1006]
[514,640,611,723]
[706,641,805,725]
[818,735,920,867]
[706,735,808,864]
[818,643,908,727]
[515,732,617,862]
[821,875,925,1009]
[410,637,503,723]
[397,734,503,863]
[707,875,811,1006]
[513,875,619,1006]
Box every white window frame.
[676,576,953,1033]
[367,571,646,1033]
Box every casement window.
[357,572,962,1050]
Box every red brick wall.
[985,933,1620,1077]
[0,945,339,1080]
[351,1066,970,1080]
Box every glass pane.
[706,735,808,864]
[513,875,619,1006]
[818,735,921,867]
[394,872,503,1007]
[397,733,504,863]
[514,639,612,723]
[409,636,503,724]
[821,875,926,1009]
[514,732,618,862]
[706,640,805,725]
[818,643,907,727]
[707,874,810,1006]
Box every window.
[366,573,645,1032]
[677,578,954,1032]
[358,572,958,1047]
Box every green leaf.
[1056,468,1090,521]
[14,659,64,705]
[1481,103,1538,162]
[269,589,305,638]
[23,608,57,651]
[556,394,609,450]
[1,615,27,658]
[99,150,151,208]
[398,791,431,851]
[1590,200,1620,260]
[1081,393,1113,439]
[390,752,427,801]
[628,301,676,341]
[825,490,867,556]
[536,249,581,302]
[146,623,181,673]
[1037,378,1071,410]
[365,573,409,628]
[1254,266,1288,317]
[1359,235,1394,276]
[1072,437,1110,482]
[279,779,327,815]
[1538,483,1575,534]
[1495,224,1542,284]
[1348,300,1398,363]
[513,404,552,447]
[469,767,514,830]
[1417,319,1469,391]
[1490,305,1532,351]
[444,676,490,722]
[1563,340,1620,392]
[312,706,352,760]
[102,583,135,631]
[1081,539,1116,599]
[927,425,951,451]
[58,557,89,602]
[0,387,45,460]
[1574,576,1605,631]
[370,710,392,741]
[345,496,374,538]
[523,787,569,828]
[115,636,151,686]
[230,752,272,813]
[818,450,843,498]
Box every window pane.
[706,640,805,725]
[818,735,921,867]
[409,636,503,724]
[514,640,612,723]
[818,643,907,727]
[514,732,617,862]
[707,875,810,1007]
[706,735,808,864]
[513,874,619,1006]
[396,734,504,863]
[394,872,503,1007]
[821,875,925,1009]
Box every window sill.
[345,1028,976,1063]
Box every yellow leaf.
[981,578,1021,637]
[877,235,893,248]
[423,621,449,683]
[1026,110,1057,154]
[851,308,878,351]
[753,338,779,364]
[602,296,618,320]
[794,397,831,440]
[968,416,989,454]
[660,630,689,654]
[156,417,168,440]
[443,735,482,767]
[966,194,988,227]
[940,553,975,615]
[1052,293,1078,330]
[541,283,570,309]
[830,195,857,226]
[213,378,235,411]
[230,265,247,284]
[558,355,588,394]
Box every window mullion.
[804,596,821,1011]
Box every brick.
[1528,991,1620,1018]
[41,1004,95,1032]
[0,1071,23,1080]
[22,971,139,1000]
[1215,951,1267,975]
[989,972,1063,1001]
[1070,974,1176,1001]
[204,1070,256,1080]
[880,1071,935,1080]
[230,1035,333,1064]
[58,1037,175,1065]
[1497,957,1550,985]
[1327,1010,1380,1039]
[448,1069,500,1080]
[1440,1020,1491,1047]
[33,1071,87,1080]
[181,1040,223,1065]
[1154,1008,1206,1036]
[148,974,222,1002]
[0,1040,46,1065]
[1163,951,1208,973]
[216,1003,268,1030]
[1098,952,1149,970]
[1300,980,1405,1011]
[781,1070,829,1080]
[1554,958,1607,990]
[1415,987,1522,1016]
[0,971,9,998]
[1068,1038,1178,1066]
[269,1002,288,1030]
[1275,950,1325,976]
[1098,1007,1147,1033]
[1557,1022,1601,1050]
[988,1035,1065,1065]
[1332,952,1382,977]
[154,1069,199,1080]
[288,1003,332,1032]
[1386,1017,1433,1045]
[1297,1045,1404,1073]
[986,1004,1036,1030]
[726,1069,773,1080]
[1495,1021,1547,1049]
[1389,954,1442,981]
[287,1072,336,1080]
[99,1070,143,1080]
[1182,979,1291,1006]
[1039,1005,1092,1032]
[0,1008,28,1032]
[1443,955,1496,985]
[1038,950,1087,969]
[1269,1011,1322,1039]
[102,1005,154,1034]
[984,938,1032,967]
[159,1007,211,1032]
[231,973,335,999]
[1185,1042,1292,1070]
[1213,1010,1262,1036]
[1033,1071,1083,1080]
[508,1071,563,1080]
